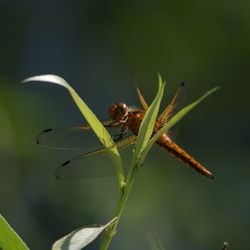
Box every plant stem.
[99,166,137,250]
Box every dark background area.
[0,1,249,249]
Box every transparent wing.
[134,85,149,110]
[158,82,188,125]
[158,82,188,140]
[55,134,137,180]
[130,73,149,110]
[36,120,118,150]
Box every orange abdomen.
[157,133,215,179]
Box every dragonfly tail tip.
[209,173,215,180]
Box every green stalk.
[100,76,165,250]
[99,164,138,250]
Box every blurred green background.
[0,1,249,249]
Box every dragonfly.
[37,83,215,180]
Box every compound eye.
[109,102,128,121]
[117,103,128,114]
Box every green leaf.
[52,217,117,250]
[22,75,124,188]
[0,214,29,250]
[132,74,165,165]
[141,86,220,161]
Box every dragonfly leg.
[112,126,128,142]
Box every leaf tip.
[156,73,163,85]
[213,86,221,92]
[207,86,221,96]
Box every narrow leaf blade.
[0,214,29,250]
[133,75,165,162]
[22,75,124,186]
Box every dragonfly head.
[109,102,128,121]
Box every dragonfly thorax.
[108,102,129,121]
